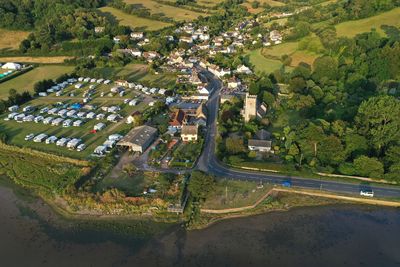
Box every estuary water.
[1,179,400,267]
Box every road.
[196,68,400,199]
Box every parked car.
[24,133,35,141]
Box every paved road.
[196,69,400,199]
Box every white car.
[360,190,374,197]
[24,133,35,141]
[76,144,86,152]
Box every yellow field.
[0,29,30,50]
[0,65,74,99]
[99,7,172,30]
[336,7,400,37]
[0,56,73,64]
[124,0,207,21]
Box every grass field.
[247,48,285,74]
[124,0,207,21]
[262,42,299,58]
[0,65,74,99]
[335,7,400,37]
[99,7,172,31]
[0,56,72,64]
[117,63,177,87]
[260,41,321,68]
[203,179,273,209]
[0,29,30,51]
[0,81,147,158]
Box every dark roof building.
[117,125,158,153]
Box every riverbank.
[2,178,400,267]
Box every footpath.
[201,188,400,214]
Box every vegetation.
[0,29,30,50]
[0,142,89,193]
[99,6,172,30]
[0,65,74,99]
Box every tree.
[262,91,275,107]
[158,173,176,197]
[344,133,368,159]
[312,56,339,81]
[355,95,400,153]
[353,156,384,178]
[317,135,345,165]
[225,137,245,154]
[188,171,215,200]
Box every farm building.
[117,125,157,153]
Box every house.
[236,65,252,75]
[197,86,210,95]
[2,62,22,70]
[130,32,144,40]
[269,30,282,44]
[227,77,241,89]
[180,36,193,44]
[255,129,271,140]
[248,139,272,152]
[169,109,187,129]
[181,125,198,142]
[117,125,158,153]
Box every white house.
[236,65,252,75]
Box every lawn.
[0,65,74,99]
[335,7,400,37]
[124,0,207,21]
[117,63,177,87]
[258,40,321,69]
[246,48,285,74]
[99,6,172,31]
[202,179,273,209]
[261,42,299,59]
[0,29,30,51]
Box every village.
[0,15,283,170]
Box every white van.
[360,190,374,197]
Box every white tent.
[1,62,22,70]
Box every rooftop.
[118,125,157,146]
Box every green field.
[247,48,285,74]
[335,7,400,37]
[124,0,207,21]
[0,65,74,99]
[99,7,172,31]
[0,82,149,159]
[117,63,177,87]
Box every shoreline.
[2,173,399,232]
